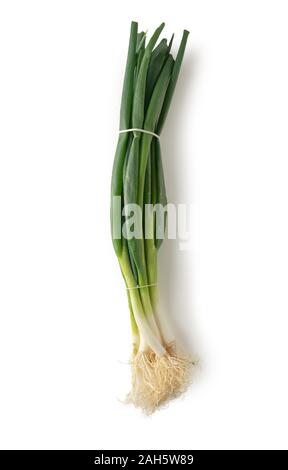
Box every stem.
[127,290,140,355]
[119,247,165,356]
[129,288,166,356]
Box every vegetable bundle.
[111,21,192,413]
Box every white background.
[1,0,288,450]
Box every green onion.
[111,21,193,413]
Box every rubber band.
[119,128,160,139]
[126,283,157,291]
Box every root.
[127,343,197,414]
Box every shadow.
[158,48,201,357]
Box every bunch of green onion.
[111,21,192,413]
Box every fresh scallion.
[111,21,194,413]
